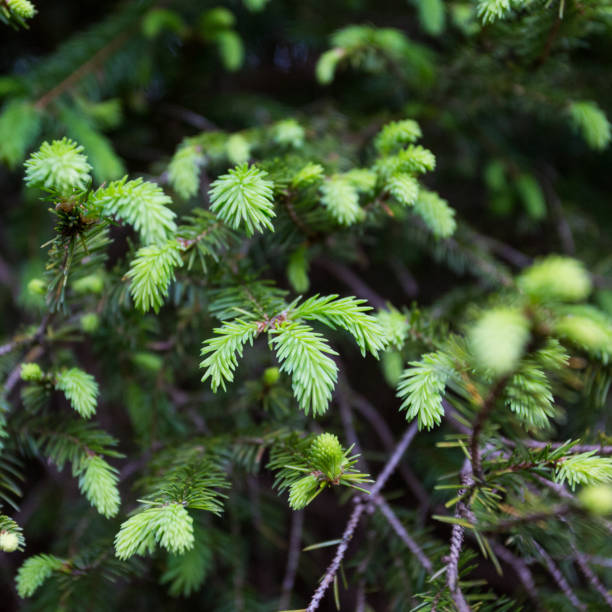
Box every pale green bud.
[309,433,345,481]
[469,307,530,376]
[0,530,19,552]
[518,256,591,302]
[27,278,46,296]
[579,484,612,515]
[20,362,43,382]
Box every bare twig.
[533,541,587,611]
[342,401,424,510]
[445,459,473,612]
[573,546,612,609]
[279,510,304,610]
[470,375,510,481]
[373,496,432,572]
[491,543,538,602]
[305,422,419,611]
[306,498,367,612]
[314,259,386,309]
[504,437,612,455]
[35,32,131,110]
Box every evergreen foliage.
[2,1,612,609]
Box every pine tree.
[2,1,612,610]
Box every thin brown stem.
[533,541,587,611]
[470,375,510,481]
[35,31,132,110]
[279,510,304,610]
[305,422,419,611]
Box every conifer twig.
[490,543,538,602]
[35,30,132,110]
[445,459,473,612]
[470,375,510,480]
[373,496,432,572]
[305,421,419,611]
[338,386,432,565]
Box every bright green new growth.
[387,173,420,207]
[554,310,612,358]
[72,273,104,295]
[291,294,386,357]
[376,306,409,350]
[24,138,92,195]
[469,307,530,376]
[287,245,310,293]
[90,177,177,245]
[55,367,99,418]
[477,0,514,24]
[208,163,275,235]
[273,119,305,147]
[126,239,184,313]
[315,48,345,84]
[20,362,43,382]
[0,101,41,167]
[291,162,324,188]
[288,474,321,510]
[270,433,370,510]
[272,321,338,416]
[555,452,612,490]
[579,484,612,516]
[309,433,345,480]
[200,319,259,391]
[518,255,591,302]
[0,514,24,552]
[16,554,66,598]
[114,503,194,560]
[225,133,250,165]
[80,312,100,333]
[7,0,36,18]
[74,454,120,517]
[413,190,456,238]
[568,101,611,151]
[200,294,384,414]
[375,119,422,154]
[0,530,19,552]
[504,363,555,429]
[320,175,361,226]
[397,351,454,430]
[168,143,203,199]
[375,145,436,178]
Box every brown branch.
[314,259,386,309]
[470,375,510,481]
[305,422,419,611]
[279,510,304,610]
[537,16,562,67]
[491,543,538,603]
[373,495,433,572]
[445,459,473,612]
[573,545,612,609]
[35,31,132,110]
[533,541,587,611]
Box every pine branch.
[305,422,419,611]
